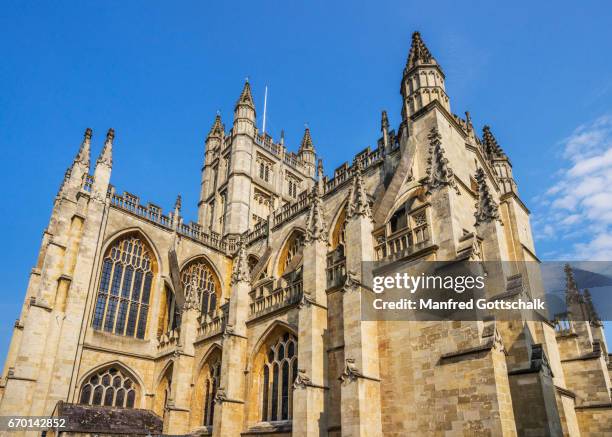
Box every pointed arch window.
[261,333,298,422]
[79,366,138,408]
[180,260,219,315]
[279,232,304,277]
[203,358,221,427]
[92,235,155,339]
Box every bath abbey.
[1,32,611,436]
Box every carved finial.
[96,128,114,167]
[299,127,315,153]
[583,289,601,325]
[231,240,251,285]
[305,185,328,244]
[236,80,255,109]
[465,111,473,132]
[424,127,459,195]
[207,114,224,139]
[280,129,285,145]
[174,195,182,213]
[564,264,582,307]
[317,159,324,180]
[74,128,92,167]
[381,110,389,131]
[482,125,506,160]
[347,161,372,220]
[405,31,436,72]
[474,167,499,225]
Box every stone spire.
[583,289,601,325]
[74,127,92,168]
[96,128,114,167]
[317,159,325,193]
[474,167,500,224]
[482,126,507,160]
[236,80,255,110]
[207,114,224,139]
[233,80,256,135]
[347,162,372,220]
[305,184,328,244]
[299,127,315,153]
[231,240,251,285]
[465,111,474,135]
[92,128,114,200]
[381,110,391,151]
[405,31,437,73]
[381,110,389,132]
[401,31,449,118]
[298,127,316,176]
[424,127,459,195]
[564,264,582,307]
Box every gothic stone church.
[1,32,610,437]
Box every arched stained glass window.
[92,235,154,339]
[79,366,138,408]
[261,333,298,422]
[180,260,218,315]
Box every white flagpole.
[262,85,268,135]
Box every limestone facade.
[1,32,610,436]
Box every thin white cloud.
[535,115,612,261]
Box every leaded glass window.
[79,366,137,408]
[261,333,298,422]
[92,235,154,339]
[180,260,218,315]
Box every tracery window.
[203,358,221,427]
[261,333,298,422]
[281,232,304,275]
[286,173,299,198]
[92,235,154,339]
[258,157,272,182]
[79,366,137,408]
[181,260,218,315]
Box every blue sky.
[1,1,611,363]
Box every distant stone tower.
[0,31,610,437]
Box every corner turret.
[298,127,316,177]
[401,32,450,120]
